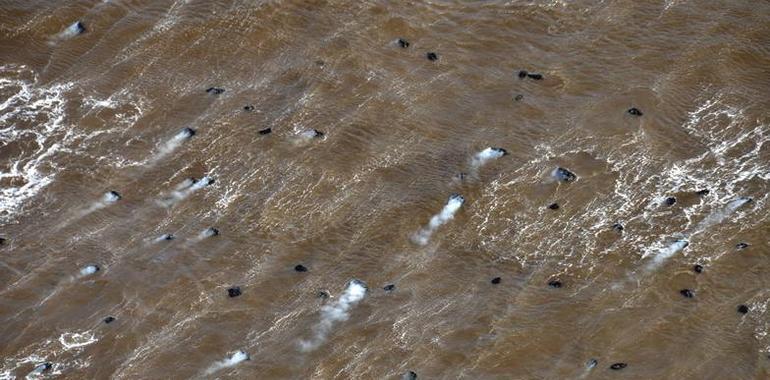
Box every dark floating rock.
[609,363,627,370]
[518,70,528,78]
[491,277,501,285]
[553,167,577,182]
[612,223,624,233]
[548,280,562,288]
[514,94,524,101]
[227,286,242,298]
[426,52,438,61]
[627,107,643,116]
[204,227,219,237]
[73,21,86,34]
[181,127,196,137]
[32,362,53,374]
[527,73,543,80]
[0,237,5,245]
[586,358,598,369]
[103,316,116,324]
[548,203,560,210]
[397,38,410,48]
[294,264,308,272]
[383,284,396,292]
[402,370,418,380]
[258,127,272,135]
[664,197,677,206]
[695,189,710,196]
[160,234,174,241]
[206,87,225,95]
[736,242,749,249]
[317,290,330,299]
[737,304,749,314]
[693,264,703,274]
[243,105,254,111]
[680,289,694,298]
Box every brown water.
[1,0,769,379]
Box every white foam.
[299,279,367,352]
[151,128,195,163]
[78,264,100,277]
[412,194,465,246]
[58,331,97,350]
[471,147,507,169]
[157,176,212,207]
[0,66,73,223]
[646,240,689,270]
[204,350,249,375]
[54,21,85,40]
[691,196,752,234]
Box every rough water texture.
[1,0,769,379]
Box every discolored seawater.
[1,1,769,379]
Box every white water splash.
[412,194,465,246]
[150,128,195,163]
[157,176,212,207]
[78,264,100,278]
[299,279,367,352]
[471,147,507,169]
[204,350,249,375]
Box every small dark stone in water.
[695,189,710,196]
[258,128,272,135]
[664,197,677,206]
[736,242,749,249]
[206,87,225,95]
[554,167,577,182]
[426,52,438,61]
[243,105,254,111]
[612,223,624,232]
[609,363,627,370]
[627,107,643,116]
[402,370,418,380]
[182,127,196,136]
[205,227,219,237]
[518,70,528,78]
[737,304,749,314]
[294,264,308,272]
[548,280,562,288]
[312,129,325,137]
[693,264,703,273]
[514,94,524,101]
[227,287,242,298]
[161,234,174,241]
[317,290,330,299]
[383,284,396,291]
[586,358,598,369]
[397,38,410,48]
[104,316,116,324]
[680,289,694,298]
[491,277,501,284]
[75,21,86,34]
[0,237,5,245]
[548,203,560,210]
[527,73,543,80]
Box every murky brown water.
[1,0,769,379]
